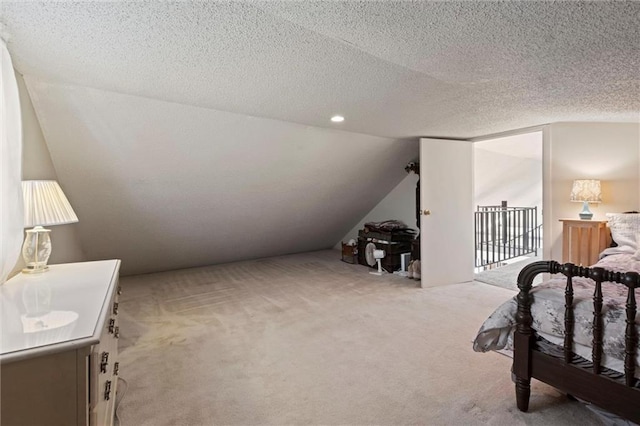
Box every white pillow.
[606,213,640,251]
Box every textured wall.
[26,79,417,275]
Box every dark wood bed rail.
[514,260,640,416]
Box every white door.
[420,138,474,287]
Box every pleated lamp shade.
[22,181,78,228]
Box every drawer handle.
[114,326,120,339]
[113,302,119,315]
[104,380,112,401]
[108,319,115,334]
[100,351,109,373]
[114,362,119,376]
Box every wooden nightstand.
[559,219,610,266]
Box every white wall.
[474,132,542,218]
[26,78,417,275]
[11,72,84,274]
[337,172,419,246]
[546,122,640,261]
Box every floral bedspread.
[473,252,640,372]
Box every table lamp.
[570,179,601,220]
[21,180,78,273]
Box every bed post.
[514,260,558,412]
[624,272,639,386]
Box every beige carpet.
[116,250,601,425]
[474,255,542,291]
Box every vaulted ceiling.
[1,2,638,274]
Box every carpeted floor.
[115,250,601,425]
[474,255,542,290]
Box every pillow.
[606,213,640,251]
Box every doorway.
[472,131,543,290]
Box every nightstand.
[559,219,610,266]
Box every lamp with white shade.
[570,179,602,220]
[21,181,78,273]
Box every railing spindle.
[532,208,536,251]
[507,209,511,258]
[491,211,496,265]
[523,210,529,252]
[502,207,506,261]
[516,210,521,257]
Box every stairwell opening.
[473,131,543,289]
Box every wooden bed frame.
[514,260,640,422]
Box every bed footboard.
[513,260,640,420]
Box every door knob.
[422,209,431,216]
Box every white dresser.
[0,260,122,426]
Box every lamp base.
[21,226,52,274]
[579,212,594,220]
[578,201,593,220]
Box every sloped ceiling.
[1,2,638,274]
[27,79,415,274]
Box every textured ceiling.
[2,1,639,274]
[2,1,638,139]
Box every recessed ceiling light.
[331,115,345,123]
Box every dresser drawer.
[91,279,121,426]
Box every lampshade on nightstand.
[570,179,602,220]
[21,181,78,273]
